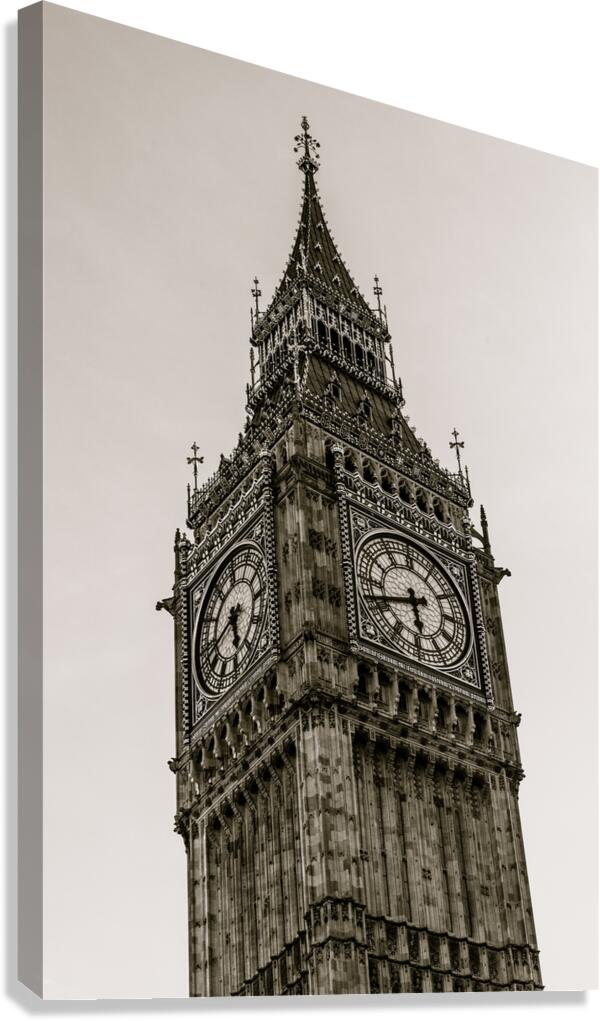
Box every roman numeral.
[392,622,404,642]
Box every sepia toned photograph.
[17,2,597,1001]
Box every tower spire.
[268,117,372,315]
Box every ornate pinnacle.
[293,116,320,174]
[373,275,383,317]
[187,441,204,493]
[480,504,491,554]
[373,274,389,329]
[449,427,465,477]
[251,276,261,326]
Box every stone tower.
[159,118,542,996]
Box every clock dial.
[193,545,268,697]
[356,534,470,668]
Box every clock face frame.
[356,531,472,669]
[192,542,268,698]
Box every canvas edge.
[17,0,44,1000]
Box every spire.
[480,504,491,554]
[273,118,374,316]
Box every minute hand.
[367,594,427,604]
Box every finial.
[449,427,465,477]
[251,276,261,326]
[480,504,491,554]
[187,441,204,493]
[465,464,473,502]
[373,275,383,319]
[395,374,405,407]
[293,116,320,174]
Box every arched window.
[317,319,327,344]
[330,327,339,352]
[416,489,429,514]
[398,682,410,715]
[357,662,371,698]
[381,472,395,494]
[473,712,485,745]
[363,461,376,484]
[433,498,446,523]
[355,344,364,367]
[398,479,412,503]
[455,704,467,739]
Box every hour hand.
[228,602,242,647]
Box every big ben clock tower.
[159,119,542,996]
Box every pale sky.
[42,2,597,997]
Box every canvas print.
[18,2,597,1000]
[160,115,541,997]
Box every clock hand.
[406,587,426,633]
[215,616,233,645]
[230,603,242,648]
[213,603,243,647]
[366,589,428,633]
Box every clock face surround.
[193,543,268,698]
[356,532,471,669]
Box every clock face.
[193,545,268,697]
[356,533,470,668]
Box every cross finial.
[251,276,261,324]
[449,427,465,476]
[293,116,320,174]
[186,441,204,493]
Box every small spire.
[449,427,465,477]
[465,464,473,501]
[187,441,204,493]
[251,276,261,325]
[480,504,491,554]
[395,374,405,407]
[293,116,320,175]
[373,275,383,319]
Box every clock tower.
[159,118,542,996]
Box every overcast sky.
[41,3,596,997]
